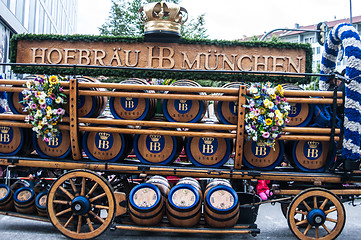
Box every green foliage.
[305,63,320,90]
[181,14,209,40]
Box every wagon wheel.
[287,188,345,240]
[47,170,116,240]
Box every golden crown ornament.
[138,0,188,42]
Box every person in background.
[256,179,272,201]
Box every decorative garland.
[320,23,361,161]
[10,34,313,84]
[21,76,67,142]
[244,83,290,148]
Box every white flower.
[267,88,275,95]
[252,136,257,141]
[55,97,63,104]
[39,92,47,99]
[268,112,275,118]
[26,81,32,89]
[268,102,274,109]
[249,86,258,94]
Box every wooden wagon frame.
[0,61,360,240]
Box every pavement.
[0,202,360,240]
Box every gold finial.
[138,1,188,41]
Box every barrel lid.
[7,92,27,115]
[242,140,285,170]
[205,185,238,212]
[0,184,10,201]
[162,98,205,123]
[33,130,71,159]
[14,187,35,203]
[215,100,238,125]
[286,103,314,127]
[129,183,162,210]
[186,131,232,167]
[291,140,335,172]
[35,191,48,209]
[109,95,151,120]
[0,126,24,156]
[168,184,200,210]
[82,128,128,162]
[134,128,180,165]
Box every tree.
[99,0,208,39]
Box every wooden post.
[69,79,81,160]
[234,85,246,169]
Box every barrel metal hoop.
[167,207,201,220]
[204,208,240,222]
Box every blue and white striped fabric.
[320,23,361,161]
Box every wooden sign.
[13,37,309,74]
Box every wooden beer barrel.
[204,182,239,228]
[7,75,44,114]
[166,181,202,227]
[10,179,31,192]
[33,130,72,159]
[35,191,48,217]
[0,126,33,156]
[176,177,203,194]
[109,79,156,120]
[162,80,207,123]
[242,140,285,170]
[282,84,314,127]
[214,82,243,125]
[285,140,335,172]
[0,184,13,211]
[206,178,232,190]
[14,187,36,214]
[128,183,165,226]
[7,91,27,114]
[146,175,171,197]
[73,76,108,118]
[133,127,183,165]
[82,125,132,162]
[186,130,233,167]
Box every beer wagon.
[0,2,361,240]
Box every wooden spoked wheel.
[287,188,345,240]
[47,170,115,240]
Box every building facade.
[243,16,361,72]
[0,0,78,77]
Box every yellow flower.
[275,109,280,115]
[278,119,284,125]
[260,107,266,114]
[44,129,49,134]
[265,118,273,125]
[276,85,284,96]
[49,76,59,85]
[263,99,270,108]
[271,94,276,99]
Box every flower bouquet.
[244,82,290,148]
[21,75,67,142]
